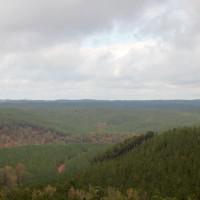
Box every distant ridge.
[1,99,200,109]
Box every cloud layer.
[0,0,200,99]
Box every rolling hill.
[80,127,200,199]
[1,100,200,136]
[0,143,110,187]
[0,100,200,199]
[0,126,200,199]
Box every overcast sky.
[0,0,199,100]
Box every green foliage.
[81,127,200,200]
[0,144,110,186]
[1,100,200,135]
[0,185,178,200]
[0,127,200,199]
[1,100,200,199]
[93,131,155,162]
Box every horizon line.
[0,99,200,102]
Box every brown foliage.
[0,163,28,187]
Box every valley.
[0,100,200,200]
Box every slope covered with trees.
[0,126,200,199]
[0,123,130,147]
[1,100,200,136]
[80,127,200,199]
[0,144,110,187]
[0,127,200,199]
[93,131,155,162]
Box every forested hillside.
[0,101,200,199]
[0,126,200,199]
[0,144,110,186]
[93,131,154,162]
[1,100,200,136]
[80,127,200,199]
[0,123,129,147]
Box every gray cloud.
[0,0,163,46]
[0,0,199,99]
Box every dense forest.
[0,123,130,147]
[0,100,200,135]
[0,126,200,199]
[80,127,200,199]
[0,101,200,199]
